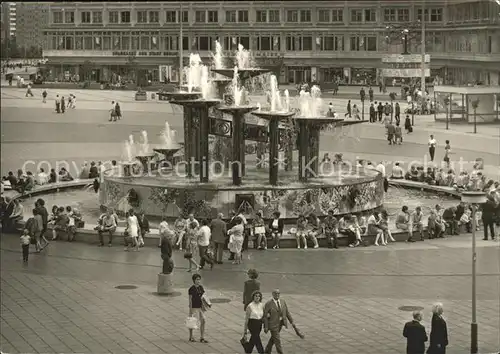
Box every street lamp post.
[460,191,487,354]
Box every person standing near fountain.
[210,213,227,264]
[160,230,174,274]
[197,219,214,270]
[126,209,140,251]
[228,217,245,265]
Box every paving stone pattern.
[1,234,499,354]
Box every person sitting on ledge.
[417,167,426,183]
[424,167,436,185]
[444,169,456,187]
[411,207,425,241]
[459,208,472,233]
[395,206,413,242]
[391,162,404,179]
[59,167,74,182]
[97,208,117,247]
[405,166,419,181]
[306,214,321,249]
[294,215,308,249]
[323,210,339,249]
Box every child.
[66,206,76,241]
[20,229,31,263]
[184,222,200,272]
[459,209,472,233]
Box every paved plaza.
[1,86,500,353]
[1,233,500,354]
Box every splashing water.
[212,40,224,69]
[284,89,290,112]
[236,43,255,69]
[298,85,323,117]
[185,54,202,93]
[124,134,135,162]
[269,75,283,112]
[232,66,244,106]
[200,66,213,100]
[140,130,149,155]
[162,122,178,148]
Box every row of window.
[46,32,378,52]
[51,7,446,25]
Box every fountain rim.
[252,111,296,119]
[211,68,271,79]
[217,105,259,113]
[171,99,222,106]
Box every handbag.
[183,251,193,259]
[240,336,252,352]
[185,316,199,329]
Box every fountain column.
[183,108,194,177]
[309,125,321,176]
[298,120,311,182]
[268,117,280,186]
[197,107,210,183]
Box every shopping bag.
[185,316,199,329]
[240,336,252,352]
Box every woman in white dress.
[228,217,244,265]
[127,209,139,251]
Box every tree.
[471,98,480,134]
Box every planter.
[135,92,147,101]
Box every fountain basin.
[172,99,222,107]
[212,68,271,81]
[217,105,259,115]
[163,92,202,102]
[153,148,182,157]
[100,164,384,219]
[253,111,296,120]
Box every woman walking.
[228,216,244,264]
[242,290,265,353]
[428,303,448,354]
[188,273,209,343]
[243,269,261,311]
[185,222,201,272]
[126,209,139,251]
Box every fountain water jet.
[212,40,224,69]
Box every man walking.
[403,311,428,354]
[197,219,214,270]
[210,213,227,264]
[369,103,376,123]
[345,100,352,118]
[263,289,295,354]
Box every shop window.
[364,9,376,22]
[64,11,74,24]
[269,10,280,23]
[300,10,311,22]
[286,36,296,51]
[112,33,120,50]
[140,36,150,50]
[121,35,130,50]
[302,36,313,51]
[238,10,248,22]
[199,36,210,50]
[366,36,377,51]
[131,36,139,50]
[256,10,267,23]
[92,11,102,24]
[65,37,74,50]
[94,35,102,50]
[430,8,442,22]
[151,35,159,50]
[318,10,330,23]
[109,11,119,24]
[196,11,206,23]
[83,36,93,50]
[239,36,250,49]
[398,9,410,22]
[166,11,176,23]
[75,35,83,50]
[137,10,147,23]
[350,9,362,23]
[384,9,396,22]
[287,10,298,22]
[332,9,343,22]
[81,11,91,24]
[149,11,159,23]
[53,11,63,24]
[208,11,218,23]
[258,36,271,51]
[121,11,131,23]
[182,36,189,51]
[103,36,111,50]
[226,10,236,23]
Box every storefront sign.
[382,54,430,63]
[381,68,431,77]
[112,51,178,57]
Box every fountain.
[101,48,381,223]
[134,131,155,174]
[212,43,271,82]
[153,122,182,167]
[216,66,259,185]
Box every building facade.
[42,0,500,85]
[15,2,49,51]
[1,2,16,40]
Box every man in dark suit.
[210,213,227,264]
[403,311,428,354]
[263,289,295,354]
